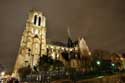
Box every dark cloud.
[0,0,125,72]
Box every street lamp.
[96,61,101,65]
[111,63,115,67]
[1,71,5,77]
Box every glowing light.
[1,71,5,76]
[97,76,104,78]
[96,61,101,65]
[61,47,64,50]
[69,48,73,51]
[112,63,115,67]
[51,52,55,59]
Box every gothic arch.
[33,15,37,25]
[38,17,41,26]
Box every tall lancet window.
[34,15,37,25]
[38,17,41,26]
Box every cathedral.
[12,9,91,77]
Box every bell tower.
[26,9,47,66]
[12,10,47,78]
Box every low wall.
[51,74,125,83]
[77,74,125,83]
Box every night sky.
[0,0,125,72]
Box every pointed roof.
[79,37,91,55]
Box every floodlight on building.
[34,29,38,34]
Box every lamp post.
[96,60,101,72]
[111,63,115,73]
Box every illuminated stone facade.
[12,10,91,77]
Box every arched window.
[34,15,37,25]
[38,17,41,26]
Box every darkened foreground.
[17,53,125,83]
[78,74,125,83]
[4,73,125,83]
[77,73,125,83]
[18,69,125,83]
[51,73,125,83]
[15,73,125,83]
[52,74,125,83]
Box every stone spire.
[67,27,73,47]
[79,37,91,56]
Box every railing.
[20,71,125,83]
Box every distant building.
[12,9,91,78]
